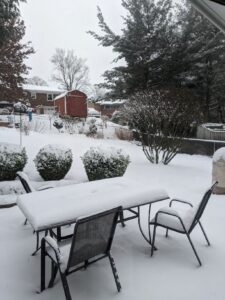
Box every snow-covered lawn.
[0,127,225,300]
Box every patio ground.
[0,127,225,300]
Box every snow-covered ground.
[0,126,225,300]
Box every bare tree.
[89,84,107,102]
[51,48,90,91]
[27,76,48,86]
[124,89,203,165]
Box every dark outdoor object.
[40,207,122,300]
[150,182,218,266]
[16,171,53,254]
[53,118,63,132]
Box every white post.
[20,111,22,147]
[64,96,67,115]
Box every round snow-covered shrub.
[0,143,27,181]
[34,144,73,180]
[53,118,63,131]
[81,147,130,181]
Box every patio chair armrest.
[169,199,193,208]
[37,185,54,191]
[43,236,62,263]
[157,207,180,217]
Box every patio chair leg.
[119,211,125,227]
[24,218,28,225]
[151,225,157,257]
[185,232,202,266]
[198,221,210,246]
[40,239,46,292]
[48,262,58,288]
[59,271,72,300]
[165,229,169,237]
[108,253,121,292]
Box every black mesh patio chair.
[150,182,218,266]
[16,171,54,194]
[17,171,54,255]
[40,206,122,300]
[17,171,54,225]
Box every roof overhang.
[190,0,225,32]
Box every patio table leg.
[40,239,46,291]
[57,227,62,241]
[138,205,157,250]
[148,204,152,244]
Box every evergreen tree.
[89,0,177,98]
[176,3,225,122]
[90,0,225,121]
[0,0,34,101]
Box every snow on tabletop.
[17,177,169,231]
[213,147,225,162]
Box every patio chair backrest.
[16,171,36,193]
[189,182,218,233]
[67,206,121,270]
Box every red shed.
[54,90,87,118]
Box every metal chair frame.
[150,182,218,266]
[16,171,53,255]
[40,207,122,300]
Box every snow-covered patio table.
[17,177,169,249]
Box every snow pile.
[0,143,27,181]
[34,144,73,180]
[213,147,225,162]
[81,147,130,181]
[212,147,225,194]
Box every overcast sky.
[20,0,126,86]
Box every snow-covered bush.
[86,118,98,137]
[124,89,202,164]
[81,147,130,181]
[34,144,73,180]
[53,118,63,132]
[0,143,27,181]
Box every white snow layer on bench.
[17,177,169,231]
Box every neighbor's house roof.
[23,84,64,94]
[190,0,225,32]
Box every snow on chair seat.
[150,206,198,232]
